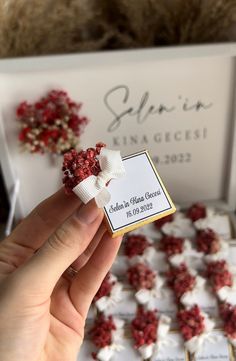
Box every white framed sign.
[0,43,236,219]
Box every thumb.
[17,200,104,296]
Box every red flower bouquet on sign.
[187,203,206,222]
[160,235,184,258]
[131,307,158,349]
[166,264,196,303]
[17,90,89,154]
[127,263,156,291]
[206,260,233,292]
[124,235,151,258]
[219,303,236,344]
[62,142,106,195]
[196,229,220,254]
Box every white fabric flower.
[137,315,172,360]
[194,208,231,240]
[135,276,165,309]
[185,314,216,354]
[96,318,124,361]
[162,213,196,238]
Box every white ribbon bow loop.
[95,282,123,313]
[185,315,216,354]
[138,315,171,360]
[73,148,125,208]
[135,277,165,308]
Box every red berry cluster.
[166,264,196,302]
[131,307,158,348]
[17,90,88,154]
[127,263,156,291]
[160,235,184,257]
[90,314,116,349]
[124,235,151,258]
[187,203,206,222]
[93,273,115,302]
[219,303,236,340]
[154,214,174,229]
[177,305,205,341]
[205,261,233,292]
[195,229,220,254]
[62,142,106,194]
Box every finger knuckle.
[48,225,77,251]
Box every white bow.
[135,277,165,308]
[194,209,231,240]
[162,213,196,239]
[217,277,236,305]
[73,148,125,208]
[95,282,123,313]
[96,318,124,361]
[127,245,156,266]
[169,239,202,267]
[185,315,216,354]
[180,275,206,307]
[138,315,171,360]
[204,239,229,263]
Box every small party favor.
[206,261,236,304]
[89,314,124,361]
[17,90,88,155]
[196,228,229,262]
[62,145,176,237]
[127,263,165,308]
[220,303,236,346]
[166,264,205,307]
[188,203,231,239]
[123,234,157,267]
[131,307,171,360]
[177,305,215,354]
[159,235,201,267]
[93,273,123,314]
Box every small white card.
[155,333,188,361]
[104,150,176,237]
[194,330,233,361]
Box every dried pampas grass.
[0,0,235,58]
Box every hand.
[0,189,122,361]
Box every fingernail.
[76,201,102,224]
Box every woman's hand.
[0,189,122,361]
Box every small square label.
[104,150,176,236]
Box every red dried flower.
[131,307,158,348]
[187,203,206,222]
[154,214,174,229]
[124,235,151,258]
[90,314,116,349]
[127,263,156,291]
[177,305,205,341]
[219,303,236,340]
[166,264,196,302]
[206,261,233,292]
[16,90,89,154]
[62,142,106,194]
[195,229,220,254]
[160,235,184,257]
[93,273,115,302]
